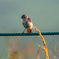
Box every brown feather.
[28,17,33,24]
[26,29,32,33]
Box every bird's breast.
[22,21,29,28]
[22,21,33,29]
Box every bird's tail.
[26,29,32,33]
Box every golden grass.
[33,26,49,59]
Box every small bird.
[21,14,33,33]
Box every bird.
[21,14,33,33]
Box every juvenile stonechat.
[21,14,33,33]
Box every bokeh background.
[0,0,59,59]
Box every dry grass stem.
[33,26,49,59]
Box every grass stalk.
[33,26,49,59]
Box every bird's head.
[21,14,28,20]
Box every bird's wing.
[28,17,33,24]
